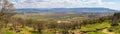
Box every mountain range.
[16,8,120,12]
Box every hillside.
[16,8,120,12]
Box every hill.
[16,8,120,12]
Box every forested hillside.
[0,0,120,34]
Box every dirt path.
[73,29,81,34]
[102,29,114,34]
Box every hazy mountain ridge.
[16,8,120,12]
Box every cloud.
[13,0,103,8]
[11,0,120,10]
[103,2,120,10]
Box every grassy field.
[0,21,114,34]
[81,22,110,31]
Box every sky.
[11,0,120,10]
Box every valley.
[1,12,118,34]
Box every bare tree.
[0,0,15,30]
[0,0,15,22]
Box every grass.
[107,22,120,34]
[18,26,33,34]
[0,27,15,34]
[81,22,110,31]
[87,31,106,34]
[4,31,14,34]
[80,22,111,34]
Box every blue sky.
[11,0,120,10]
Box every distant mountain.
[16,8,120,12]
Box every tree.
[0,0,15,29]
[0,0,15,21]
[111,12,120,26]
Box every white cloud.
[14,0,103,8]
[103,2,120,10]
[11,0,120,10]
